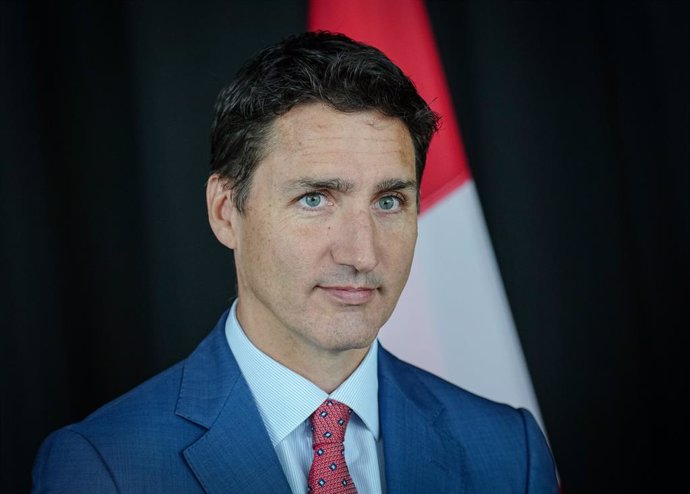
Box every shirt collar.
[225,300,380,447]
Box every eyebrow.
[286,178,418,194]
[285,177,417,195]
[374,178,418,195]
[285,178,355,193]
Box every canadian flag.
[309,0,543,425]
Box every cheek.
[386,218,417,253]
[266,221,326,277]
[238,219,284,282]
[385,221,417,281]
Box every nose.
[331,208,379,273]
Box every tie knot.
[309,399,352,445]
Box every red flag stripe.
[308,0,471,213]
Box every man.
[32,32,559,493]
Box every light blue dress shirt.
[225,301,385,494]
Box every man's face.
[213,103,418,367]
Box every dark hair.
[210,31,439,212]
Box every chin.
[319,338,375,354]
[319,320,381,351]
[295,304,390,349]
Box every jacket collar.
[174,311,469,493]
[176,310,292,493]
[378,344,469,493]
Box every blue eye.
[378,196,401,211]
[300,193,323,208]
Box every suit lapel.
[173,313,470,492]
[182,377,290,493]
[378,346,469,493]
[176,311,291,493]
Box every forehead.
[260,103,416,181]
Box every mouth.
[317,285,377,305]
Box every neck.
[249,332,370,393]
[236,304,371,393]
[284,346,370,393]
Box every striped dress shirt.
[225,301,385,494]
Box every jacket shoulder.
[378,345,559,492]
[33,427,119,493]
[379,344,520,417]
[80,360,185,427]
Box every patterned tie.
[307,399,358,493]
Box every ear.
[206,174,240,250]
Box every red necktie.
[307,399,358,493]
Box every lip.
[317,286,376,305]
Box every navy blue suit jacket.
[32,310,559,493]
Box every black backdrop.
[1,1,687,492]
